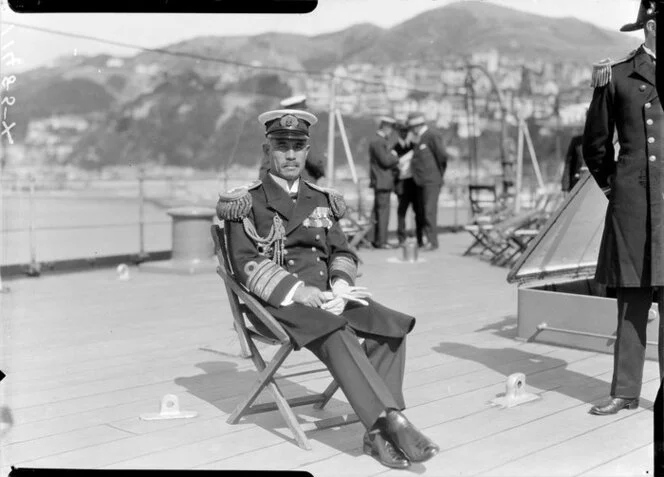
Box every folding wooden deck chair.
[340,205,375,251]
[463,184,511,256]
[211,223,360,450]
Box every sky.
[0,0,645,72]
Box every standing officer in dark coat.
[392,120,421,246]
[217,108,439,468]
[583,0,664,415]
[561,130,588,192]
[369,116,399,249]
[258,94,326,184]
[407,112,448,251]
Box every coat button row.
[646,102,652,109]
[650,155,657,162]
[640,84,647,91]
[288,259,295,266]
[319,270,325,276]
[647,119,654,126]
[649,137,655,144]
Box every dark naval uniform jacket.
[410,127,448,187]
[583,45,664,287]
[369,132,399,191]
[218,173,415,349]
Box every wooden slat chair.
[211,223,360,450]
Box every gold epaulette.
[590,49,638,88]
[306,181,347,219]
[216,180,261,221]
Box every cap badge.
[280,115,299,128]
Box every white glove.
[321,295,346,315]
[331,279,372,306]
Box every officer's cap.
[258,109,318,139]
[280,94,307,109]
[407,112,426,128]
[621,0,657,32]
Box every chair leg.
[228,341,313,450]
[227,342,291,425]
[233,320,252,359]
[313,379,340,410]
[265,379,312,450]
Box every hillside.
[6,0,642,174]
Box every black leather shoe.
[363,430,410,469]
[383,410,439,463]
[589,397,639,415]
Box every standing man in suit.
[392,120,421,246]
[583,0,664,415]
[217,108,439,468]
[258,94,326,184]
[407,112,448,251]
[369,116,399,249]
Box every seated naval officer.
[257,94,326,184]
[217,109,439,469]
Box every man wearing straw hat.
[218,108,439,468]
[407,112,448,251]
[258,94,326,184]
[583,0,664,416]
[368,115,399,249]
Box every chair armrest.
[216,266,291,344]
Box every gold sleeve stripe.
[330,256,357,282]
[246,259,291,301]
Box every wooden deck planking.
[300,360,659,477]
[7,338,577,470]
[1,233,657,476]
[579,443,652,476]
[479,404,654,476]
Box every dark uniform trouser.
[611,286,664,398]
[305,326,406,429]
[417,183,441,248]
[396,178,422,245]
[371,190,392,247]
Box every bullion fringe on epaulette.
[591,60,612,88]
[242,215,287,266]
[217,193,252,221]
[216,180,261,221]
[328,193,347,219]
[306,181,347,219]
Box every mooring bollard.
[139,206,217,275]
[168,207,216,263]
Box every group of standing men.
[368,113,448,251]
